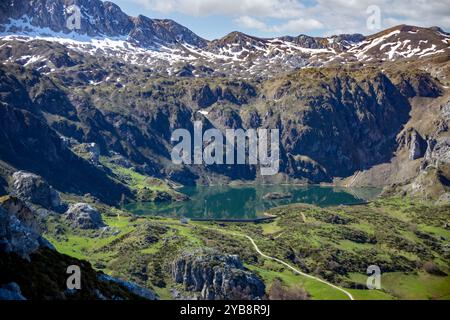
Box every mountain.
[0,0,207,48]
[0,0,449,204]
[1,0,450,303]
[1,0,449,79]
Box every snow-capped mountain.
[0,0,207,48]
[1,0,449,78]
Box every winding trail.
[241,234,355,301]
[199,225,355,300]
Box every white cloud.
[235,16,267,30]
[235,16,324,33]
[130,0,450,36]
[311,0,450,33]
[270,18,324,33]
[133,0,304,19]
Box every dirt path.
[242,234,355,300]
[198,224,355,300]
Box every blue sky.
[111,0,450,40]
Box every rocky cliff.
[172,250,265,300]
[0,98,132,205]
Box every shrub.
[268,279,310,300]
[423,261,446,276]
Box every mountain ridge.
[1,0,449,78]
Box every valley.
[0,0,449,302]
[42,194,450,300]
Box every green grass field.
[44,197,450,300]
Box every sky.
[110,0,450,40]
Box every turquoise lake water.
[125,185,381,220]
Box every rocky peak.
[0,0,132,36]
[280,34,325,49]
[218,32,264,45]
[0,0,207,49]
[348,25,450,62]
[209,31,268,54]
[154,19,208,48]
[1,2,449,78]
[328,33,366,50]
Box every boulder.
[64,203,106,230]
[172,250,265,300]
[11,171,64,212]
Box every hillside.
[0,0,449,302]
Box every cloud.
[270,18,324,33]
[130,0,450,36]
[133,0,304,19]
[235,16,267,30]
[235,16,324,33]
[311,0,450,33]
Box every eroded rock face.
[172,250,265,300]
[409,130,427,161]
[64,203,106,230]
[12,171,64,212]
[425,138,450,166]
[0,196,53,260]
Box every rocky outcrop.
[64,203,106,230]
[411,167,449,199]
[136,188,189,203]
[424,137,450,167]
[71,143,101,165]
[99,274,157,300]
[0,196,156,300]
[0,196,53,260]
[172,250,265,300]
[263,192,293,200]
[192,82,257,109]
[409,130,427,160]
[11,171,64,212]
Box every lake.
[125,185,381,221]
